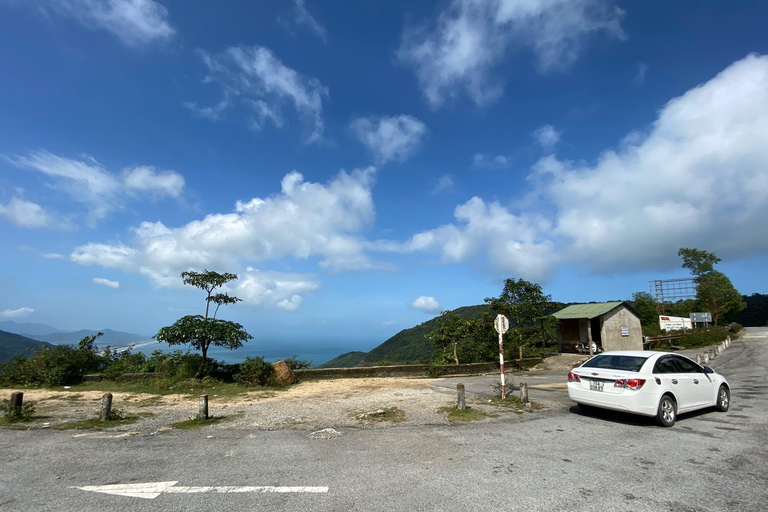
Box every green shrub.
[284,355,312,370]
[234,356,275,386]
[0,399,36,422]
[677,327,736,349]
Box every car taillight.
[567,372,580,382]
[614,378,646,390]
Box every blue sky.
[1,0,767,351]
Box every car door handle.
[693,379,699,384]
[671,379,678,384]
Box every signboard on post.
[495,314,509,399]
[659,315,692,332]
[494,314,509,334]
[690,312,712,324]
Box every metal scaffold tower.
[649,278,698,314]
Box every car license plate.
[590,381,604,392]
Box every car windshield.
[581,355,648,372]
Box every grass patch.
[73,378,275,398]
[171,415,233,430]
[52,416,140,430]
[480,395,537,413]
[355,407,406,423]
[438,405,488,422]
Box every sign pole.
[499,329,506,399]
[494,314,509,399]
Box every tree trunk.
[452,342,459,365]
[198,343,209,376]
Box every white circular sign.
[494,314,509,334]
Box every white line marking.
[74,482,329,499]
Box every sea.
[125,339,373,368]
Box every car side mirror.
[704,366,715,374]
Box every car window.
[674,356,702,373]
[654,357,679,374]
[582,355,648,372]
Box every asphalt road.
[1,328,766,511]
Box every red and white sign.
[659,315,692,331]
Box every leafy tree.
[427,312,473,365]
[678,247,722,276]
[155,270,252,375]
[485,278,552,360]
[629,292,659,327]
[695,271,746,325]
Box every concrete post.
[456,384,466,410]
[696,354,701,365]
[99,393,113,421]
[703,352,710,364]
[199,395,209,420]
[519,382,529,404]
[9,392,23,416]
[715,346,721,356]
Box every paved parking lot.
[1,328,766,511]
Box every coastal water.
[128,339,372,367]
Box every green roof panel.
[551,301,625,320]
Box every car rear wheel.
[716,385,730,412]
[656,395,676,427]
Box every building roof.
[551,301,626,320]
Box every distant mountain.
[0,321,68,337]
[319,305,491,368]
[0,330,52,363]
[31,329,150,347]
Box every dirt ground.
[1,376,551,434]
[529,354,588,372]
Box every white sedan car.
[567,350,730,427]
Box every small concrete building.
[552,301,643,353]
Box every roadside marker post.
[494,314,509,399]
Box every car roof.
[591,350,677,358]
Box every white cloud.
[633,62,649,86]
[293,0,326,43]
[398,0,625,107]
[122,166,185,198]
[473,153,510,169]
[192,46,329,143]
[410,296,441,314]
[183,99,230,121]
[532,124,560,151]
[0,307,35,319]
[375,55,768,280]
[92,277,120,289]
[71,243,138,269]
[531,53,768,272]
[432,174,455,195]
[70,168,379,309]
[42,253,65,259]
[350,115,427,165]
[4,151,185,226]
[0,197,58,228]
[383,197,556,282]
[237,271,320,311]
[37,0,175,46]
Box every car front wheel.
[716,385,730,412]
[656,395,676,427]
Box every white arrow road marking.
[74,481,329,500]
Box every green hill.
[0,330,52,363]
[316,351,367,369]
[319,305,491,368]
